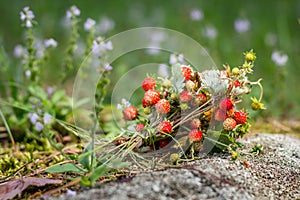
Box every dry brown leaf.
[0,177,62,200]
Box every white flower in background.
[202,25,218,39]
[66,5,80,19]
[84,18,96,31]
[91,38,113,56]
[28,112,39,124]
[13,44,25,58]
[190,9,203,21]
[44,38,58,48]
[169,53,184,65]
[121,98,131,107]
[234,18,250,33]
[43,113,52,125]
[104,63,113,71]
[34,122,44,132]
[46,87,55,96]
[271,51,288,66]
[158,64,169,77]
[96,16,115,34]
[20,6,35,28]
[25,70,31,78]
[265,33,277,47]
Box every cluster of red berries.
[214,98,247,131]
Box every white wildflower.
[84,18,96,31]
[34,122,44,132]
[169,54,184,65]
[25,70,31,78]
[104,63,113,71]
[190,9,203,21]
[44,38,58,48]
[28,112,39,124]
[66,5,80,19]
[234,18,250,33]
[202,26,218,39]
[271,51,288,67]
[121,98,131,107]
[14,44,25,58]
[20,7,35,28]
[43,113,52,125]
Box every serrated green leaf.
[45,163,85,173]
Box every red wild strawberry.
[194,93,207,106]
[158,121,172,133]
[136,123,145,132]
[189,129,203,142]
[214,109,227,121]
[219,98,234,111]
[223,118,237,131]
[123,106,138,121]
[142,77,156,91]
[234,80,241,88]
[190,118,201,129]
[181,66,192,80]
[180,91,192,102]
[234,111,247,124]
[143,89,161,107]
[155,99,170,114]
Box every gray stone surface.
[55,134,300,200]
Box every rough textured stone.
[53,134,300,200]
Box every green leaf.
[28,85,47,101]
[78,143,96,171]
[88,164,108,185]
[51,90,66,104]
[45,163,85,173]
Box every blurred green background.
[0,0,299,118]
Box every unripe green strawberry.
[142,77,156,91]
[155,99,170,114]
[158,121,172,133]
[123,106,138,121]
[180,91,192,102]
[143,106,151,115]
[143,89,161,107]
[232,67,240,75]
[223,117,237,131]
[234,111,247,124]
[188,129,203,142]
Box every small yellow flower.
[244,50,256,62]
[251,97,266,110]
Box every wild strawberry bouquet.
[114,50,265,162]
